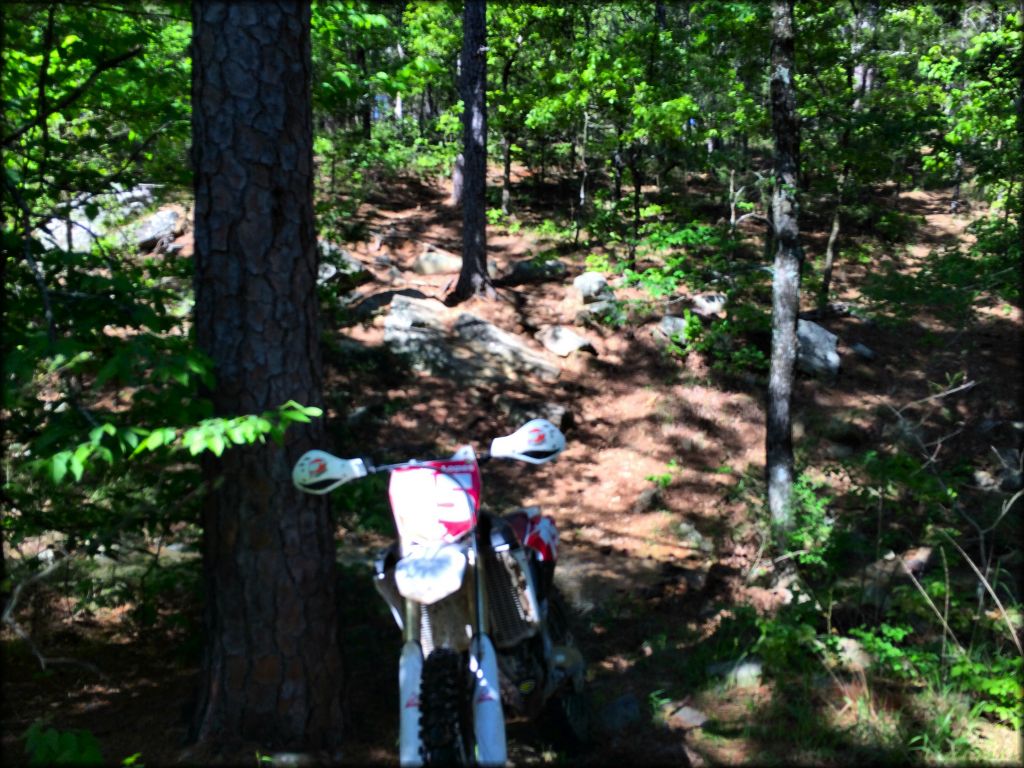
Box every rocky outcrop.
[383,296,560,383]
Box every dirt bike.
[292,419,589,766]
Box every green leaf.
[51,452,71,484]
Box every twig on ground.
[1,550,109,679]
[939,530,1024,657]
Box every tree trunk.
[355,46,371,140]
[500,53,514,216]
[574,110,589,246]
[628,144,642,263]
[501,133,513,215]
[190,0,344,751]
[448,0,491,304]
[450,152,464,206]
[766,0,802,536]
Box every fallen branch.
[1,550,109,679]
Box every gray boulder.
[652,314,698,347]
[381,296,560,383]
[850,341,877,361]
[502,257,567,286]
[413,246,463,275]
[318,241,372,289]
[454,315,560,382]
[706,658,763,688]
[797,319,840,377]
[133,208,184,251]
[383,296,455,374]
[573,272,610,303]
[535,325,596,357]
[574,299,620,327]
[34,183,160,253]
[691,293,727,317]
[668,705,709,730]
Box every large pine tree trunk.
[766,0,802,534]
[190,0,344,751]
[448,0,491,304]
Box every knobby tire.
[419,647,473,766]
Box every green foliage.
[645,458,679,489]
[784,473,834,571]
[24,723,103,766]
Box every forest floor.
[2,167,1021,766]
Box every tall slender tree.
[190,0,344,751]
[448,0,491,304]
[766,0,802,534]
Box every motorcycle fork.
[399,598,424,767]
[469,524,508,766]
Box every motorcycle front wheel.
[419,647,474,766]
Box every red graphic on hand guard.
[310,458,327,476]
[529,428,545,445]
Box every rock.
[850,342,877,361]
[34,183,159,252]
[822,417,871,447]
[575,299,620,326]
[383,295,455,374]
[133,208,184,251]
[691,293,727,317]
[573,271,610,303]
[164,242,184,256]
[652,314,698,347]
[318,241,372,289]
[706,658,763,688]
[973,469,1000,491]
[535,325,596,357]
[677,522,713,553]
[836,547,934,608]
[495,398,573,431]
[796,319,840,377]
[668,705,709,730]
[598,694,641,734]
[454,315,560,382]
[382,297,561,383]
[413,246,463,275]
[632,487,664,514]
[501,257,568,286]
[318,263,339,284]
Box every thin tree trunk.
[766,0,802,536]
[448,0,491,303]
[190,0,344,750]
[819,173,844,307]
[1017,0,1023,270]
[628,144,642,263]
[575,110,589,245]
[501,134,512,215]
[500,54,514,215]
[356,46,371,140]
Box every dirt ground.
[2,167,1021,766]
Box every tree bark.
[448,0,491,304]
[766,0,802,535]
[190,0,344,751]
[500,52,514,216]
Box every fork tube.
[399,598,423,767]
[470,522,508,765]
